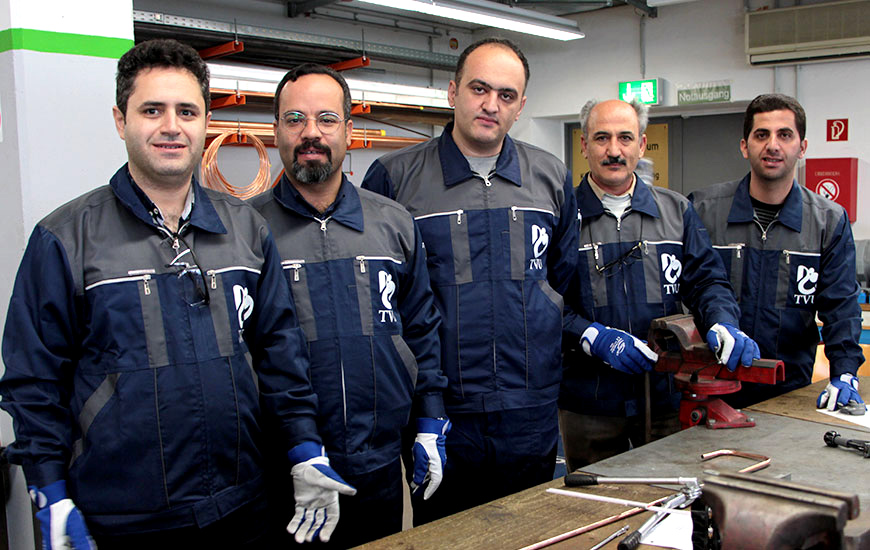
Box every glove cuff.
[417,417,451,435]
[837,373,859,389]
[29,479,67,508]
[581,322,605,356]
[288,441,326,465]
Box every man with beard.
[362,38,578,523]
[559,99,759,471]
[0,40,353,549]
[250,64,448,547]
[691,94,865,412]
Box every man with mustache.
[559,99,759,471]
[0,39,346,549]
[362,38,579,523]
[250,64,448,547]
[691,94,865,412]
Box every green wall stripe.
[0,28,133,58]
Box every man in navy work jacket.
[250,64,448,547]
[0,40,354,550]
[362,38,578,523]
[691,94,865,412]
[559,99,760,472]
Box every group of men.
[0,35,864,549]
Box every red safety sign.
[826,119,849,142]
[805,158,858,222]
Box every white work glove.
[581,322,658,374]
[706,323,760,371]
[287,442,357,543]
[817,373,866,413]
[410,417,451,500]
[29,480,96,550]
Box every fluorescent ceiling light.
[355,0,584,41]
[207,62,451,109]
[646,0,699,6]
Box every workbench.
[358,377,870,549]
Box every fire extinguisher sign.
[827,119,848,141]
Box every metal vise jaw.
[695,471,868,550]
[649,314,785,429]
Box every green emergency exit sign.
[618,79,659,105]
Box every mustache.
[294,138,332,160]
[602,156,627,166]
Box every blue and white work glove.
[817,373,866,413]
[706,323,760,372]
[287,442,357,544]
[581,322,658,375]
[411,417,451,500]
[29,480,96,550]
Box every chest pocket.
[779,250,821,310]
[644,240,684,312]
[415,210,468,286]
[713,244,746,303]
[505,206,556,281]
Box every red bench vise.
[649,314,785,430]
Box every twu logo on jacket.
[378,270,397,323]
[234,285,254,342]
[794,264,818,305]
[530,225,549,270]
[661,253,682,295]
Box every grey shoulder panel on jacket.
[38,186,117,234]
[688,179,741,203]
[357,186,416,233]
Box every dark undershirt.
[751,196,783,232]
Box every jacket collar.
[576,172,660,219]
[437,122,522,188]
[273,173,364,232]
[727,173,802,232]
[110,164,227,234]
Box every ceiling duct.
[746,0,870,66]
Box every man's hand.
[706,323,760,371]
[29,480,96,550]
[287,442,357,543]
[410,417,451,500]
[581,322,658,375]
[817,373,866,413]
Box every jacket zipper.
[510,206,554,221]
[415,209,464,225]
[206,266,262,288]
[281,259,306,281]
[783,250,820,264]
[86,274,152,295]
[713,243,745,259]
[354,255,403,274]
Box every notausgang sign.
[677,81,731,105]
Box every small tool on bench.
[824,430,870,458]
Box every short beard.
[292,160,333,185]
[291,139,334,185]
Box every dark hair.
[116,39,210,116]
[455,37,530,91]
[743,93,806,141]
[273,64,352,120]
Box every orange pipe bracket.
[199,40,245,60]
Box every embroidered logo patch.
[234,285,254,342]
[378,270,397,323]
[794,264,818,304]
[530,225,549,270]
[660,253,682,295]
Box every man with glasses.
[691,94,865,412]
[0,40,354,549]
[559,99,759,471]
[362,38,578,523]
[249,64,448,547]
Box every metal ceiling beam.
[623,0,657,17]
[287,0,337,18]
